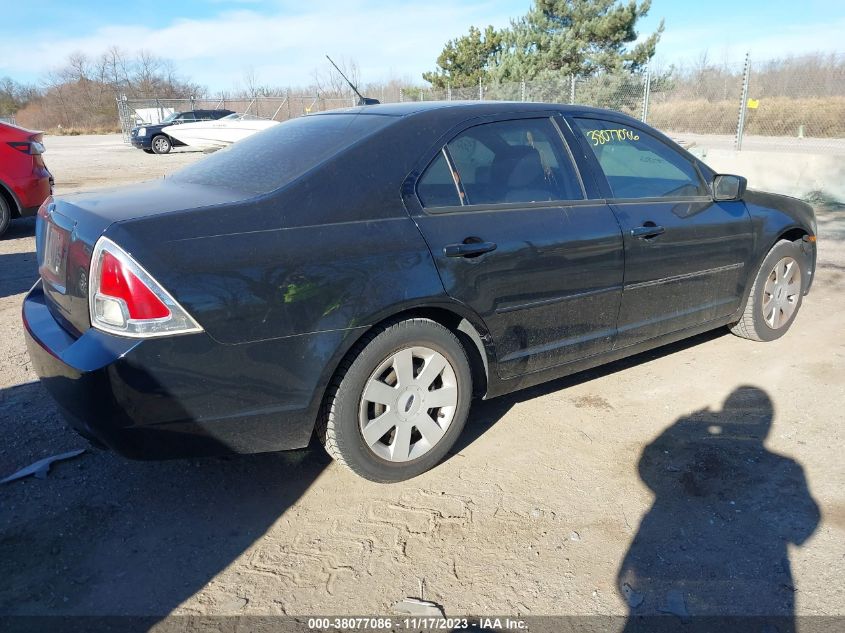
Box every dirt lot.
[34,133,206,194]
[1,135,844,626]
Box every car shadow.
[2,216,36,239]
[453,328,726,455]
[0,252,38,300]
[617,385,820,632]
[0,216,37,299]
[0,378,330,626]
[172,148,211,155]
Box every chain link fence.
[403,55,845,155]
[740,54,845,153]
[117,83,414,140]
[116,95,357,141]
[118,53,845,155]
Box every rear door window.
[417,151,462,207]
[445,118,583,205]
[573,118,707,199]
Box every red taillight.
[99,251,171,320]
[89,237,202,338]
[8,141,32,153]
[7,139,45,154]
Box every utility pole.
[735,52,751,151]
[640,66,651,123]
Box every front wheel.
[151,135,171,154]
[319,319,472,482]
[730,239,806,341]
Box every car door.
[567,114,754,348]
[407,115,624,379]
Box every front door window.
[573,118,707,199]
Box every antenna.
[325,55,380,106]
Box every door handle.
[630,224,666,239]
[444,241,497,258]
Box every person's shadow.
[618,386,820,633]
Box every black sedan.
[23,102,817,481]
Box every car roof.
[313,100,635,120]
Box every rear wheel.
[0,195,10,238]
[730,239,805,341]
[319,319,472,482]
[151,135,171,154]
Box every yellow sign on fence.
[747,98,760,109]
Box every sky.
[0,0,842,92]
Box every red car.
[0,121,53,238]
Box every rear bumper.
[22,281,339,459]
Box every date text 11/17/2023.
[305,617,527,630]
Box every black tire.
[151,135,171,154]
[143,148,155,154]
[319,318,472,482]
[730,239,805,341]
[0,195,10,239]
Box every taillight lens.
[37,196,54,220]
[99,251,171,320]
[89,237,202,337]
[7,141,45,154]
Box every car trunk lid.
[37,179,254,337]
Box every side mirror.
[712,174,747,201]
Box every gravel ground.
[1,135,843,624]
[41,133,206,194]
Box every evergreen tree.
[422,26,503,89]
[423,0,663,87]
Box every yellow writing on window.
[587,128,640,146]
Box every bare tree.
[313,56,361,98]
[243,66,259,98]
[17,47,206,130]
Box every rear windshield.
[170,113,396,194]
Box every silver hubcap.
[762,256,800,330]
[154,138,168,152]
[358,346,458,463]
